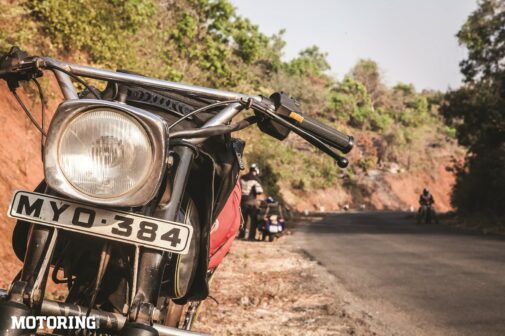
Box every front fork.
[6,183,59,309]
[0,178,57,333]
[128,145,196,327]
[0,223,59,335]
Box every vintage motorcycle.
[0,47,353,336]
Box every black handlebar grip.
[291,113,354,153]
[269,92,354,154]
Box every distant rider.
[419,188,435,207]
[418,187,439,224]
[238,164,264,240]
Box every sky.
[230,0,478,91]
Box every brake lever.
[290,123,349,168]
[250,99,349,168]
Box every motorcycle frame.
[8,57,261,334]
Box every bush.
[28,0,157,69]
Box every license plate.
[268,225,280,233]
[8,191,193,254]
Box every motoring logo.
[11,316,99,330]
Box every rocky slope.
[281,135,463,213]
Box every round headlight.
[58,109,153,198]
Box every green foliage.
[370,109,394,131]
[389,83,430,127]
[285,46,330,76]
[452,145,505,215]
[256,162,282,200]
[328,62,435,136]
[0,3,38,52]
[357,156,375,172]
[243,130,342,194]
[442,0,505,215]
[329,76,373,128]
[269,70,329,117]
[440,125,457,139]
[232,17,269,64]
[27,0,157,68]
[260,30,286,73]
[164,0,270,87]
[457,0,505,83]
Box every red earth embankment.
[282,144,462,213]
[0,78,61,287]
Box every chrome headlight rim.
[44,100,167,207]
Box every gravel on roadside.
[193,235,379,336]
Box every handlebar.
[0,46,354,164]
[291,114,354,154]
[269,91,354,154]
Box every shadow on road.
[297,211,505,241]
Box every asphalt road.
[294,212,505,336]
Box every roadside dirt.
[193,234,383,336]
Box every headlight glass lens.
[58,109,153,198]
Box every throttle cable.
[167,100,242,131]
[10,81,47,137]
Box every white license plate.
[268,225,280,233]
[8,191,193,254]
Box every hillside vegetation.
[0,0,461,210]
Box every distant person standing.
[238,163,264,240]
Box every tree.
[349,59,387,108]
[441,0,505,215]
[390,83,429,127]
[165,0,272,86]
[259,29,286,73]
[457,0,505,83]
[329,59,431,132]
[329,76,373,128]
[285,46,330,76]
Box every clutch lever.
[0,46,43,89]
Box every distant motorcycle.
[417,205,438,225]
[261,215,284,242]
